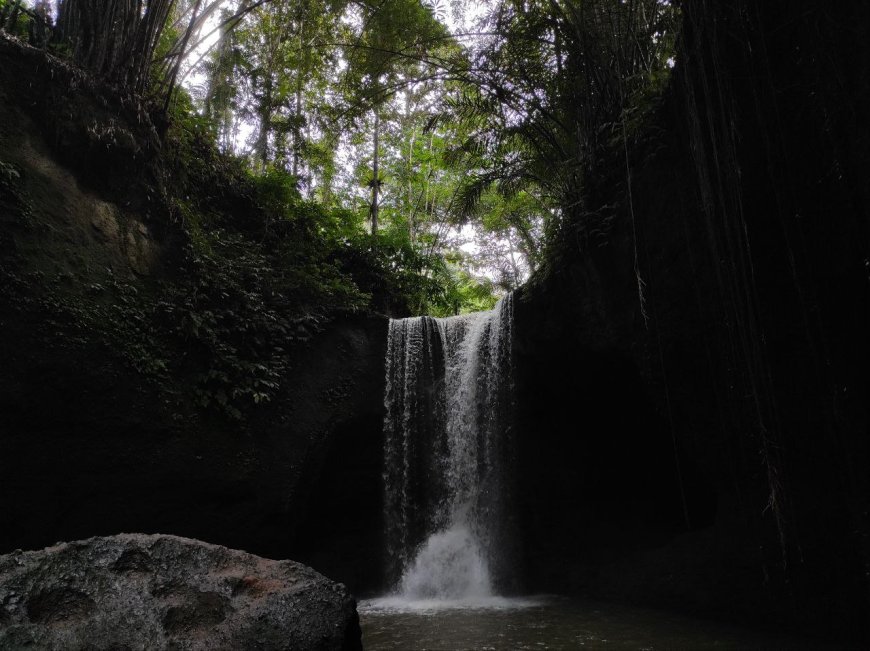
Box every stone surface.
[511,1,869,643]
[0,534,362,651]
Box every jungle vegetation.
[1,0,678,310]
[0,0,677,416]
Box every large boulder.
[0,534,362,650]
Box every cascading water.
[380,294,515,605]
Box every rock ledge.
[0,533,361,650]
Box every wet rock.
[0,534,362,651]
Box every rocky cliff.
[0,32,387,594]
[512,0,869,642]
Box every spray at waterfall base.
[378,295,519,606]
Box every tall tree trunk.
[163,0,203,112]
[57,0,175,93]
[370,110,380,238]
[256,73,273,171]
[424,131,434,222]
[205,0,251,144]
[405,90,415,242]
[292,14,304,179]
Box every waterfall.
[382,294,514,602]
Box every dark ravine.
[0,0,867,647]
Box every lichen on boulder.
[0,534,362,650]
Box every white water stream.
[375,294,516,609]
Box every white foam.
[398,523,491,599]
[359,594,547,615]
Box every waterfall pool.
[371,300,833,649]
[358,595,826,650]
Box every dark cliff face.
[512,0,869,641]
[0,33,390,592]
[0,312,387,576]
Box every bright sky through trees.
[14,0,679,313]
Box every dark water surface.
[359,596,835,650]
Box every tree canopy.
[1,0,679,315]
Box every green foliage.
[332,227,439,311]
[253,167,302,216]
[156,117,376,416]
[319,214,496,317]
[0,264,171,385]
[437,0,680,261]
[343,0,450,93]
[1,0,682,422]
[18,0,678,300]
[157,229,332,418]
[427,261,499,317]
[165,36,497,318]
[0,0,34,39]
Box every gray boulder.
[0,534,362,650]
